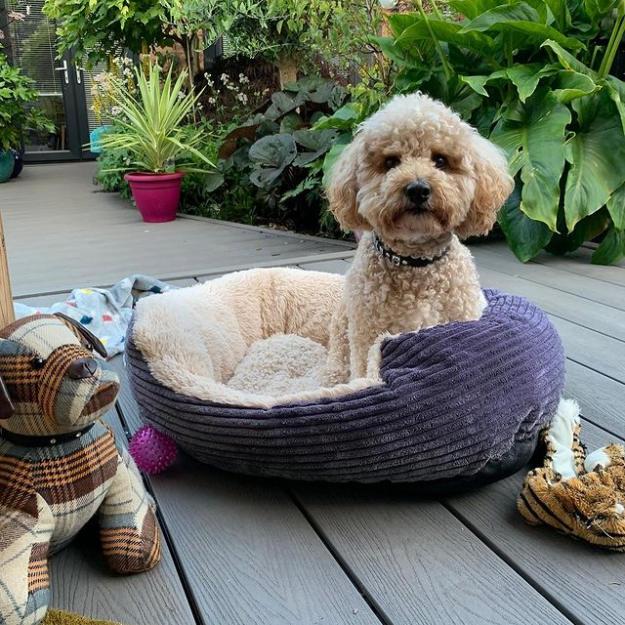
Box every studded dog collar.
[372,232,450,268]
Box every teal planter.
[0,150,14,183]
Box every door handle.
[75,65,83,84]
[54,60,69,85]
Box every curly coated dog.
[324,93,515,384]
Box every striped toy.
[518,398,625,551]
[0,314,161,625]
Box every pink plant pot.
[124,172,184,223]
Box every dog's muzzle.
[405,179,431,212]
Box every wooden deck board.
[470,245,625,312]
[1,163,353,296]
[292,485,574,625]
[443,421,625,625]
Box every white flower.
[220,73,230,83]
[125,158,132,165]
[177,91,185,100]
[239,73,250,84]
[111,106,122,116]
[236,93,248,104]
[208,97,216,104]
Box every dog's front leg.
[323,300,351,385]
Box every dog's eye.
[433,154,448,170]
[384,156,400,170]
[31,356,46,370]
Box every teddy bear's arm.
[0,492,55,625]
[98,448,161,574]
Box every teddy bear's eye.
[31,356,46,370]
[433,154,448,170]
[384,156,400,170]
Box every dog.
[324,93,514,384]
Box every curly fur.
[325,93,514,383]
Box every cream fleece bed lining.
[133,268,382,409]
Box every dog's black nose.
[405,179,431,205]
[67,357,98,380]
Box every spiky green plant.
[98,63,214,174]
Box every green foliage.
[43,0,172,65]
[96,64,214,174]
[94,131,132,200]
[210,77,349,234]
[0,53,54,151]
[368,0,625,264]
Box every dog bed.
[125,268,565,488]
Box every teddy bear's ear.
[455,133,514,239]
[326,135,371,232]
[0,376,15,419]
[54,313,108,358]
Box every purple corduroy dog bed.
[125,287,565,489]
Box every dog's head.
[327,93,514,248]
[0,314,120,436]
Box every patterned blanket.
[14,275,176,358]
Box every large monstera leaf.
[563,91,625,231]
[459,2,584,51]
[248,134,297,189]
[491,88,571,231]
[592,227,625,264]
[395,18,498,57]
[498,178,554,261]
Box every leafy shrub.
[208,77,349,235]
[0,52,54,151]
[365,0,625,264]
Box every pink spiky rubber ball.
[130,425,177,474]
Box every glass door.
[2,0,95,161]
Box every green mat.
[43,610,131,625]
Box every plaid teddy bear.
[0,314,161,625]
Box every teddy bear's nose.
[67,357,98,380]
[405,179,431,205]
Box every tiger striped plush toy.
[0,314,161,625]
[518,398,625,551]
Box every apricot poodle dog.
[324,93,514,384]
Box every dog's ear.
[54,313,108,358]
[0,377,15,420]
[326,135,371,232]
[455,133,514,239]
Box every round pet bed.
[125,268,565,487]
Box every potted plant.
[0,51,55,182]
[97,63,214,223]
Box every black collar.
[372,232,450,267]
[0,423,95,448]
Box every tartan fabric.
[0,315,161,625]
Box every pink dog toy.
[129,425,177,474]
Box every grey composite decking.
[3,164,625,625]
